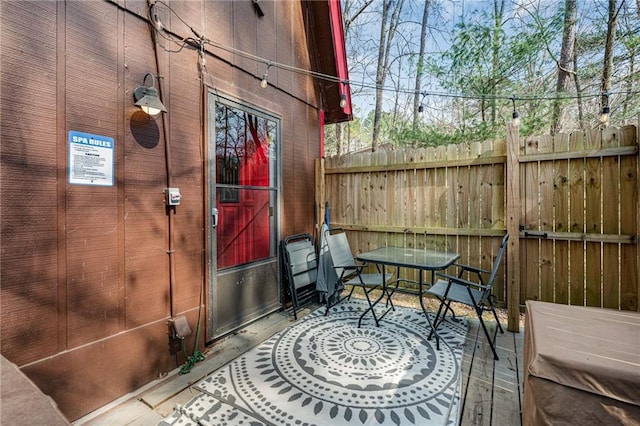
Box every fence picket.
[523,136,541,302]
[602,127,621,309]
[569,131,586,305]
[553,134,570,304]
[620,126,640,311]
[585,151,603,307]
[539,136,555,303]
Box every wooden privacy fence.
[315,120,639,331]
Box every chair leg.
[325,291,341,316]
[428,298,450,341]
[291,289,299,320]
[476,309,500,361]
[488,295,504,334]
[346,285,356,300]
[490,308,504,334]
[358,285,381,328]
[324,293,333,316]
[383,285,395,311]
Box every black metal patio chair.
[324,230,394,327]
[427,234,509,360]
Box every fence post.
[506,123,521,332]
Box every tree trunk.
[601,0,620,120]
[412,0,431,144]
[335,124,343,155]
[551,0,577,135]
[340,0,373,155]
[572,37,585,131]
[623,46,635,120]
[372,0,392,152]
[621,1,635,121]
[490,0,505,125]
[372,0,403,151]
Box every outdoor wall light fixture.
[600,92,610,124]
[510,96,520,126]
[134,73,167,116]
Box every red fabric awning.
[304,0,352,124]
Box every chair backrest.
[486,234,509,290]
[325,231,356,279]
[283,234,318,290]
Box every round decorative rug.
[160,300,467,426]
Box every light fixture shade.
[134,76,167,116]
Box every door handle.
[212,207,219,228]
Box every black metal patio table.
[356,247,460,350]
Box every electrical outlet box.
[165,188,181,206]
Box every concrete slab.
[139,309,304,408]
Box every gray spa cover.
[524,301,640,425]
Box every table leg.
[384,266,399,309]
[420,270,440,350]
[357,264,394,328]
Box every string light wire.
[145,0,638,107]
[201,34,638,104]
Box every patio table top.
[356,246,460,272]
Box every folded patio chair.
[316,223,340,305]
[427,234,508,360]
[281,233,319,320]
[325,230,394,327]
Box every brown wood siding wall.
[1,0,59,364]
[1,0,321,420]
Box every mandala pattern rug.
[159,300,467,426]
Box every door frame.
[205,89,283,341]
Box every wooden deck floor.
[74,304,525,426]
[459,318,524,425]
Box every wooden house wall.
[0,0,321,420]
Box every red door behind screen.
[216,109,274,269]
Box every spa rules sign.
[68,130,114,186]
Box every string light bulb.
[600,92,610,123]
[260,63,271,89]
[339,94,347,108]
[339,80,348,108]
[510,96,520,126]
[418,92,427,118]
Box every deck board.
[459,317,524,426]
[461,320,494,425]
[492,324,522,425]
